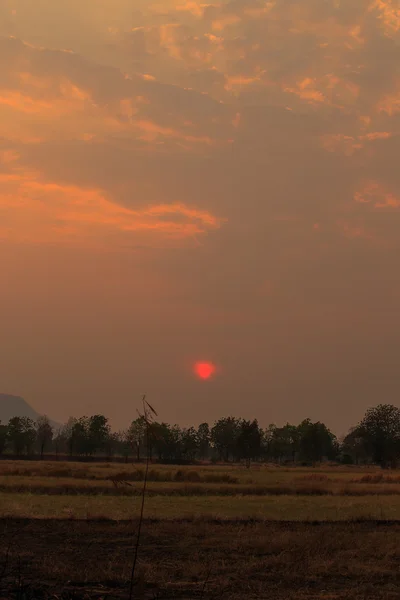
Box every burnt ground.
[1,518,400,599]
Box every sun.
[194,361,216,380]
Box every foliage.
[7,416,36,454]
[36,415,54,458]
[357,404,400,468]
[126,416,147,460]
[0,421,8,455]
[211,417,241,461]
[298,419,338,463]
[1,402,400,467]
[197,422,211,460]
[88,414,111,454]
[236,419,262,467]
[341,427,368,465]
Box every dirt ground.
[1,518,400,599]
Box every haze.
[0,0,399,433]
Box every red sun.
[194,361,216,380]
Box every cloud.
[0,36,235,148]
[354,180,400,209]
[0,1,399,253]
[0,161,224,248]
[0,35,231,248]
[321,131,394,155]
[370,0,400,37]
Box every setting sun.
[194,361,216,380]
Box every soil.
[1,518,400,599]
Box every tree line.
[1,404,400,468]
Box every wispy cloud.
[0,154,224,248]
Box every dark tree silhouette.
[0,421,8,455]
[211,417,241,462]
[298,419,338,463]
[7,416,36,455]
[237,419,262,467]
[358,404,400,468]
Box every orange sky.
[0,0,399,432]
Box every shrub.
[297,474,331,482]
[357,474,400,484]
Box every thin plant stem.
[128,395,153,600]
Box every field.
[1,461,400,598]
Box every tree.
[298,419,338,464]
[211,417,241,462]
[61,417,79,456]
[262,424,277,461]
[126,417,147,461]
[358,404,400,468]
[87,414,110,455]
[180,427,199,461]
[115,430,132,461]
[0,421,8,455]
[150,423,188,462]
[105,431,121,458]
[267,424,300,463]
[237,419,262,467]
[341,427,369,465]
[151,422,173,461]
[53,424,70,458]
[7,416,36,455]
[197,422,211,460]
[69,417,90,456]
[36,416,54,459]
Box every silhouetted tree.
[105,431,121,458]
[116,430,132,461]
[88,414,110,454]
[149,423,174,461]
[197,422,211,460]
[298,419,338,463]
[357,404,400,468]
[261,424,277,461]
[211,417,241,462]
[127,417,147,461]
[53,424,70,458]
[341,426,369,465]
[267,424,300,463]
[69,417,90,456]
[36,415,54,459]
[166,425,185,461]
[7,416,36,455]
[180,427,199,461]
[150,423,194,462]
[6,402,400,467]
[237,419,262,467]
[0,421,8,455]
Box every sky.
[0,0,399,434]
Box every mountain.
[0,394,60,428]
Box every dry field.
[1,518,400,599]
[1,461,400,520]
[1,461,400,598]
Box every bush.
[357,474,400,484]
[297,474,331,482]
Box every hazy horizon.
[1,0,399,433]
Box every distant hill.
[0,394,60,428]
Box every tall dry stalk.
[128,395,157,600]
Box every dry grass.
[2,461,400,598]
[1,518,400,599]
[0,461,239,483]
[2,461,400,518]
[3,466,400,497]
[1,491,400,520]
[356,473,400,484]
